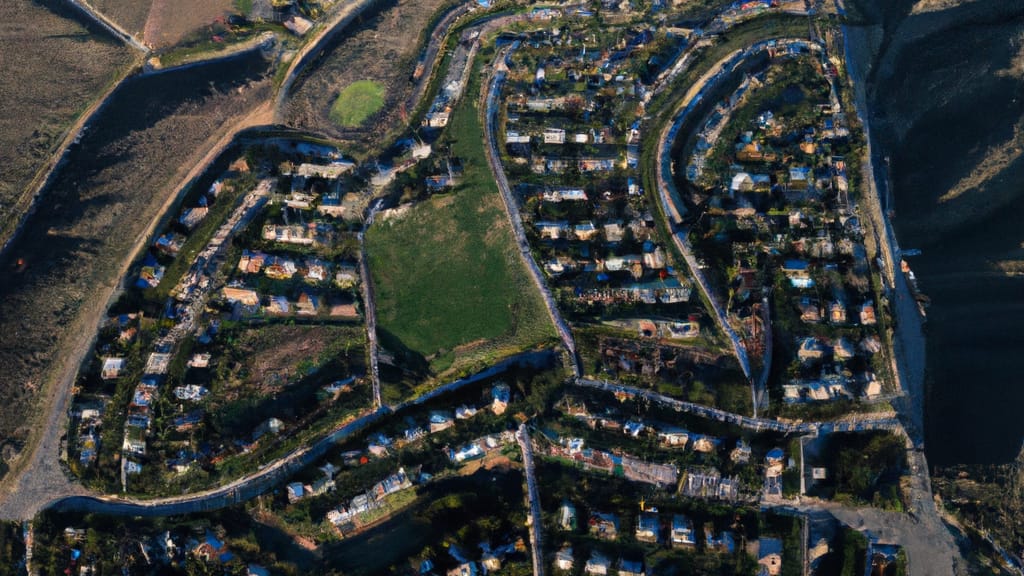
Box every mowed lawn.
[330,80,386,127]
[366,62,555,383]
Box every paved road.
[650,38,828,417]
[574,378,900,435]
[360,199,385,409]
[842,21,969,574]
[517,424,545,576]
[481,48,580,377]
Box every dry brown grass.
[0,50,272,469]
[90,0,153,36]
[143,0,235,49]
[0,0,135,249]
[282,0,451,141]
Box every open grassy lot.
[283,0,454,145]
[0,0,136,249]
[367,54,556,394]
[0,50,272,478]
[330,80,386,127]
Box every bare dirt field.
[0,0,135,250]
[143,0,236,49]
[282,0,453,142]
[0,50,273,483]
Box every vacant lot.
[90,0,152,37]
[330,80,386,127]
[89,0,236,49]
[143,0,236,49]
[366,56,556,394]
[0,50,272,476]
[283,0,453,143]
[0,0,135,249]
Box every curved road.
[0,13,972,574]
[651,29,965,573]
[651,38,828,417]
[517,424,545,576]
[482,47,581,378]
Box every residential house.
[798,297,822,323]
[731,439,752,463]
[536,220,570,240]
[705,528,736,554]
[619,559,645,576]
[287,482,306,503]
[671,515,695,548]
[265,295,290,315]
[451,442,485,463]
[765,448,785,478]
[491,383,510,415]
[589,512,619,540]
[833,337,856,360]
[253,418,284,441]
[859,301,877,325]
[603,221,625,242]
[193,531,233,564]
[447,562,478,576]
[691,434,719,453]
[797,337,828,363]
[829,300,847,324]
[296,291,320,316]
[782,259,813,288]
[335,264,359,288]
[636,512,660,543]
[555,546,574,571]
[101,357,125,380]
[658,427,689,447]
[223,286,260,307]
[544,128,567,144]
[559,502,577,531]
[305,259,330,283]
[318,190,346,217]
[153,232,185,256]
[429,411,454,433]
[758,537,783,576]
[179,206,209,230]
[584,552,611,575]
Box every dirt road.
[0,101,274,521]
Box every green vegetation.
[320,469,531,575]
[810,432,906,509]
[367,53,556,396]
[330,80,387,128]
[536,460,802,575]
[0,521,24,575]
[30,507,299,576]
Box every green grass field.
[366,55,555,390]
[330,80,386,127]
